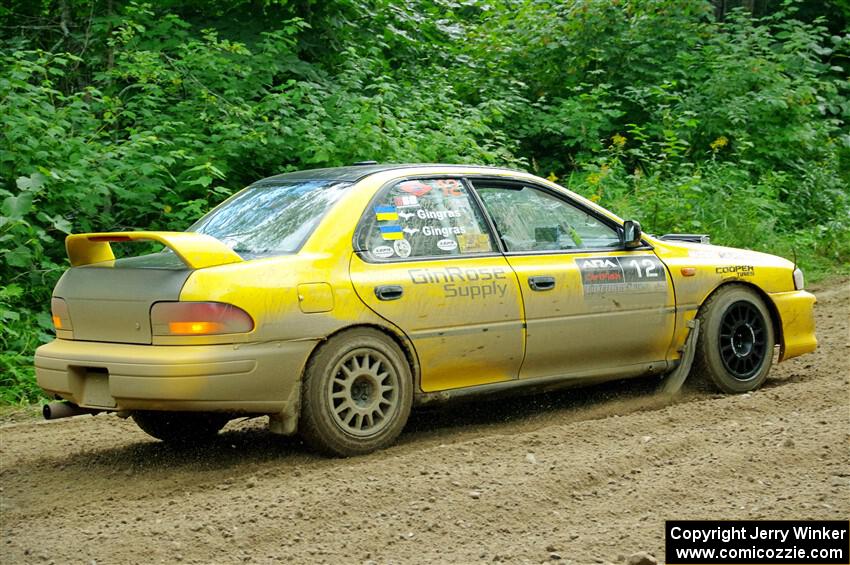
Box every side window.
[358,178,495,261]
[475,183,620,252]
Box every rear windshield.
[189,180,350,256]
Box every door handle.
[528,275,556,291]
[374,285,404,301]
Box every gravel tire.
[299,328,413,457]
[691,285,775,393]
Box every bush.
[1,0,847,403]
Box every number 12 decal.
[576,255,667,294]
[628,258,659,278]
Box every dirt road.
[1,280,848,565]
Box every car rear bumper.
[770,290,817,361]
[34,338,316,413]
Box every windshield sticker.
[398,181,433,197]
[394,195,419,208]
[393,239,412,258]
[380,225,404,240]
[422,225,466,237]
[375,205,399,222]
[457,233,492,254]
[436,179,463,197]
[416,209,462,220]
[408,266,508,300]
[372,245,394,259]
[576,256,667,294]
[437,238,458,252]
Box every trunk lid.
[55,231,244,344]
[54,253,192,344]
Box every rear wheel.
[300,328,413,457]
[692,285,775,393]
[132,411,229,444]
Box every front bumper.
[34,338,316,413]
[770,290,817,361]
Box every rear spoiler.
[65,232,243,269]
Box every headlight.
[793,268,805,290]
[151,302,254,336]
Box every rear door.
[471,179,676,380]
[349,177,524,392]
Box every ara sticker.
[437,238,458,251]
[380,225,404,240]
[393,239,412,258]
[372,245,394,259]
[394,195,419,208]
[398,210,416,220]
[576,255,667,294]
[398,180,433,197]
[375,205,399,222]
[402,227,420,236]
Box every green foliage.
[1,0,848,403]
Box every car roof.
[253,163,525,184]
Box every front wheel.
[132,411,230,444]
[691,285,775,393]
[299,328,413,457]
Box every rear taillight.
[151,302,254,336]
[51,297,72,331]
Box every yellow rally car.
[35,164,817,456]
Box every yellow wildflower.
[710,136,729,151]
[590,194,602,203]
[611,133,627,148]
[163,205,172,214]
[547,172,559,182]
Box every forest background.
[1,0,848,402]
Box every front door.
[472,179,676,381]
[349,177,525,392]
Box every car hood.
[654,239,795,269]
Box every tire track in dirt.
[1,279,847,564]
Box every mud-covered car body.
[35,164,817,451]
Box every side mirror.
[623,220,642,249]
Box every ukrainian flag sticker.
[380,225,404,240]
[375,205,399,222]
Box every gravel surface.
[1,279,848,565]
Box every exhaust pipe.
[43,401,103,420]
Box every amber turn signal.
[168,321,226,335]
[51,297,72,331]
[151,302,254,336]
